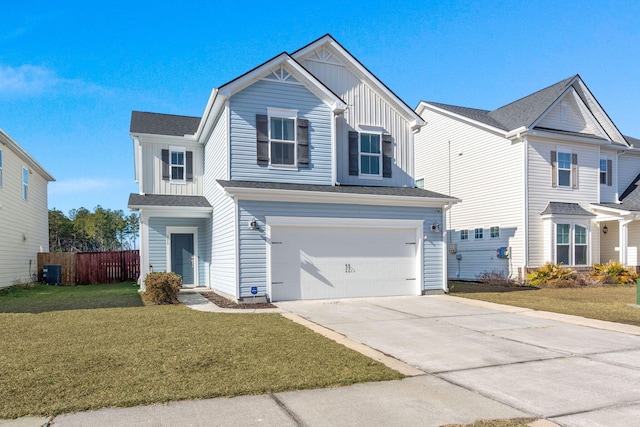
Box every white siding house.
[415,75,640,281]
[0,129,55,288]
[129,35,457,301]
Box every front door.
[171,233,194,285]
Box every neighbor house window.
[556,223,588,266]
[474,228,483,239]
[360,133,382,176]
[0,149,3,188]
[416,178,424,189]
[557,152,571,187]
[460,230,469,240]
[270,116,296,166]
[170,149,185,181]
[22,167,28,200]
[600,158,612,186]
[490,226,500,239]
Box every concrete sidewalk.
[7,293,640,426]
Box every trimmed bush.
[144,272,182,305]
[590,260,639,285]
[527,262,575,287]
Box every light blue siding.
[148,217,209,286]
[229,79,333,184]
[236,200,444,297]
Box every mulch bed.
[199,291,277,309]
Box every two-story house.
[128,35,457,302]
[415,74,640,281]
[0,129,55,288]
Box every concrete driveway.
[277,295,640,427]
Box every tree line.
[49,206,139,252]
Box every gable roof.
[419,75,631,146]
[130,111,201,136]
[0,128,55,181]
[292,34,424,129]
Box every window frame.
[359,131,383,178]
[490,226,500,239]
[0,148,3,188]
[599,159,607,185]
[169,147,186,182]
[474,228,484,240]
[415,178,424,189]
[460,229,469,241]
[267,108,297,168]
[557,151,572,187]
[22,166,28,201]
[554,222,589,266]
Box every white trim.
[416,102,507,137]
[358,130,383,178]
[223,185,459,208]
[169,146,186,183]
[265,216,424,298]
[166,226,199,286]
[128,206,212,218]
[267,108,298,168]
[21,166,28,201]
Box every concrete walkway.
[7,293,640,426]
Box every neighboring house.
[415,74,640,281]
[128,35,457,302]
[0,129,55,288]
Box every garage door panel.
[270,224,420,301]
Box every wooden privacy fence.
[38,250,140,285]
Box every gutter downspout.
[523,137,529,281]
[442,202,453,293]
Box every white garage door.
[270,225,420,301]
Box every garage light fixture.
[430,223,440,232]
[248,219,260,231]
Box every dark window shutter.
[186,151,193,181]
[571,153,578,188]
[297,118,309,168]
[550,150,557,188]
[162,149,170,181]
[607,159,613,186]
[348,131,359,176]
[382,134,392,178]
[256,114,269,165]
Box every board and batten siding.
[140,139,204,196]
[229,79,332,185]
[299,55,414,187]
[236,200,444,298]
[147,217,208,286]
[203,104,238,296]
[0,148,49,288]
[415,107,526,280]
[526,138,600,267]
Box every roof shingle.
[130,111,201,136]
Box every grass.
[450,281,640,326]
[441,419,537,427]
[0,284,402,419]
[0,282,143,313]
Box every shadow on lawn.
[0,282,143,314]
[449,281,537,294]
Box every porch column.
[619,220,632,266]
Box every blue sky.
[2,1,639,215]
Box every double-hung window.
[170,149,185,181]
[556,223,588,265]
[22,167,28,200]
[557,152,572,187]
[490,226,500,239]
[474,228,483,239]
[269,109,296,167]
[359,132,381,176]
[600,158,612,186]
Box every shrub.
[476,270,515,286]
[590,260,639,285]
[144,272,182,305]
[527,262,575,287]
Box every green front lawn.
[450,281,640,326]
[0,285,402,418]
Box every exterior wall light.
[248,219,259,230]
[603,225,608,235]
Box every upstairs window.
[551,150,577,189]
[22,167,28,200]
[256,111,309,168]
[0,149,3,188]
[161,149,193,182]
[415,178,424,189]
[171,149,185,181]
[360,133,381,176]
[348,130,392,178]
[600,158,612,186]
[490,226,500,239]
